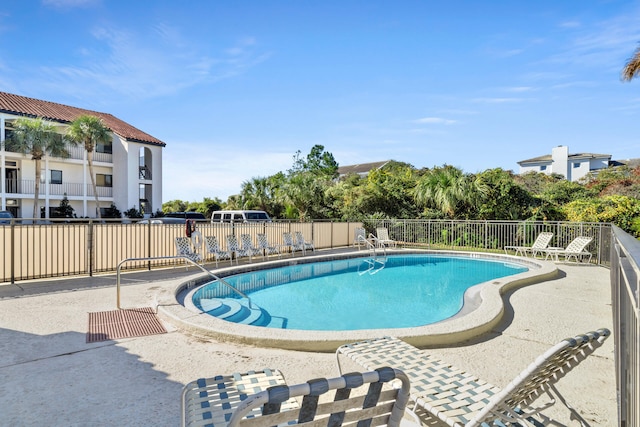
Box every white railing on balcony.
[3,179,112,198]
[2,142,112,163]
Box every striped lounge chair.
[256,233,281,259]
[175,236,203,265]
[282,232,305,256]
[204,235,233,266]
[336,329,610,427]
[181,367,412,427]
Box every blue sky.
[2,0,640,202]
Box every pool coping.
[156,249,559,352]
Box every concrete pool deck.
[0,252,616,426]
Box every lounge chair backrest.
[175,237,201,262]
[240,234,255,250]
[531,232,554,249]
[282,232,294,246]
[564,236,593,253]
[228,367,411,427]
[226,235,240,251]
[470,328,610,426]
[376,227,390,241]
[175,237,193,256]
[204,235,220,252]
[256,233,270,249]
[354,227,366,241]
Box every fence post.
[147,220,152,271]
[10,220,15,284]
[88,220,94,277]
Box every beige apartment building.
[0,91,165,219]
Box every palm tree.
[8,117,69,219]
[66,115,111,218]
[413,165,473,218]
[622,43,640,81]
[240,177,271,211]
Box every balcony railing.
[2,142,112,163]
[139,165,152,180]
[3,179,112,198]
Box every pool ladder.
[356,234,387,275]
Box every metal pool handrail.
[357,233,387,258]
[115,255,250,309]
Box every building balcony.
[2,142,113,163]
[3,179,113,198]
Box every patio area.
[0,258,616,426]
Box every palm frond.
[622,44,640,81]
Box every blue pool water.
[192,254,527,331]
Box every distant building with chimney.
[517,146,611,182]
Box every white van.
[210,210,272,223]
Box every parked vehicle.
[164,212,207,221]
[0,210,14,224]
[137,217,186,224]
[211,210,271,223]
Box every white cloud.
[414,117,457,125]
[32,23,270,102]
[505,86,535,93]
[559,20,581,29]
[472,97,524,104]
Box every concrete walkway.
[0,261,616,426]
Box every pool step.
[199,298,269,326]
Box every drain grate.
[87,307,167,343]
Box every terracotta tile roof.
[0,91,165,146]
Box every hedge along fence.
[0,219,610,283]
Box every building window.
[51,170,62,185]
[96,174,113,187]
[96,141,113,154]
[540,165,547,171]
[573,162,580,168]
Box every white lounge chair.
[504,231,554,257]
[376,227,397,248]
[226,235,255,264]
[181,367,412,427]
[353,227,367,248]
[294,231,315,254]
[204,235,232,266]
[256,233,280,259]
[337,329,610,427]
[543,236,593,262]
[282,232,305,256]
[240,234,263,258]
[174,236,202,265]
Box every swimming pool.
[161,250,556,351]
[190,254,528,331]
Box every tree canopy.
[162,146,640,236]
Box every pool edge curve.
[156,249,559,352]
